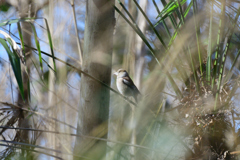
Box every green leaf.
[30,23,43,75]
[154,0,191,28]
[0,38,24,100]
[0,18,35,27]
[44,18,57,72]
[0,2,10,12]
[156,0,187,19]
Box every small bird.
[114,69,141,102]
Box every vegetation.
[0,0,240,159]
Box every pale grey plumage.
[114,69,140,102]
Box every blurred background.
[0,0,240,159]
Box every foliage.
[113,0,240,159]
[0,0,240,159]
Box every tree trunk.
[134,0,148,89]
[73,0,115,159]
[6,0,49,158]
[16,0,34,157]
[47,0,58,159]
[131,1,148,159]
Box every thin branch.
[0,126,160,152]
[70,0,83,64]
[0,140,90,159]
[0,101,77,129]
[0,143,64,160]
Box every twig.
[70,0,83,64]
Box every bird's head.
[114,69,128,78]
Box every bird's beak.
[114,72,118,76]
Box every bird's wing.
[122,77,141,95]
[122,77,134,89]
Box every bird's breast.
[116,78,132,96]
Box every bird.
[114,69,141,102]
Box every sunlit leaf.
[0,38,24,100]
